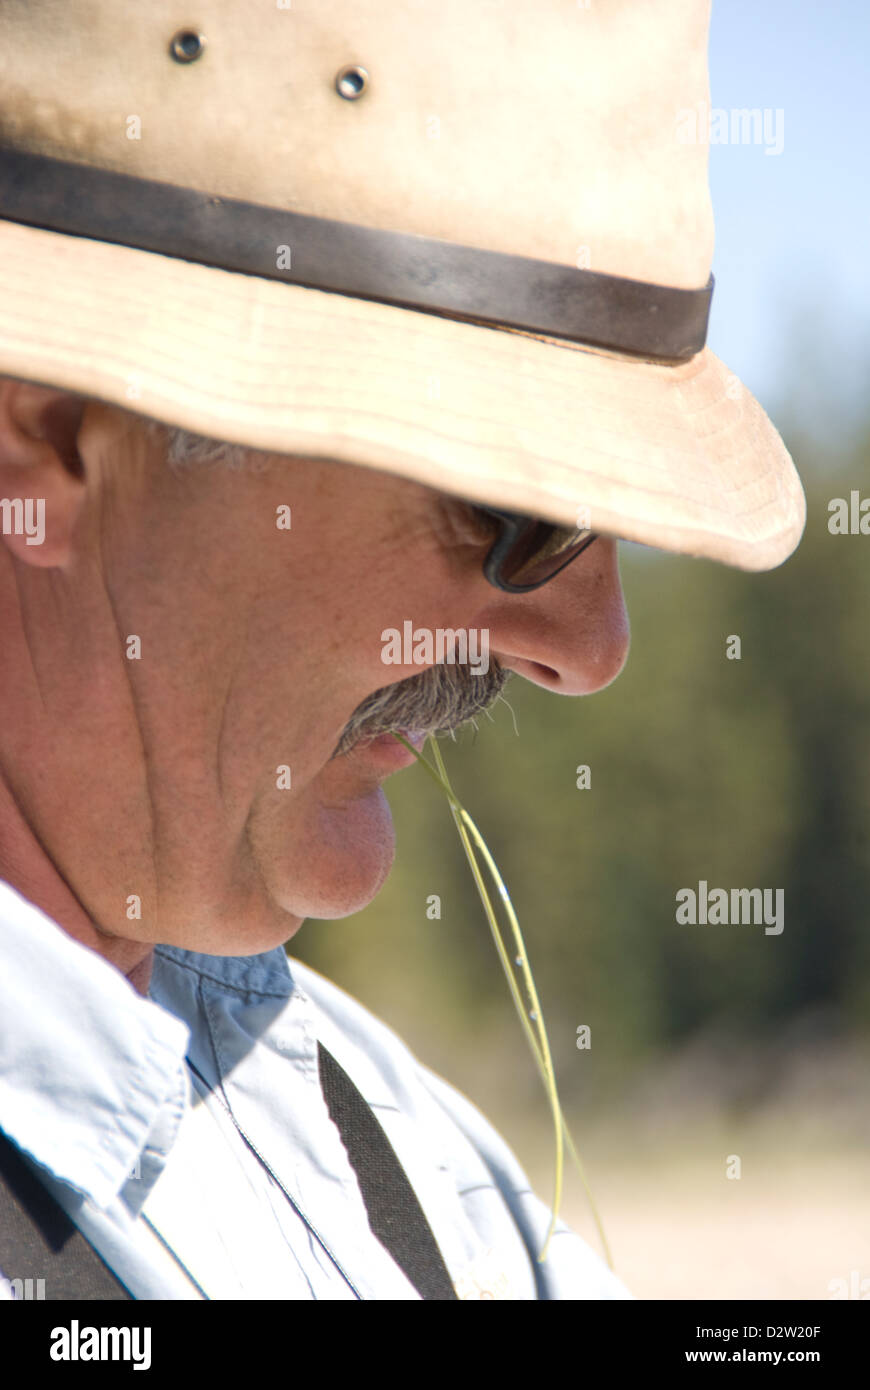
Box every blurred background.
[292,0,870,1299]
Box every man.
[0,2,803,1299]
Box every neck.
[0,770,154,996]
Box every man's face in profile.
[0,380,629,967]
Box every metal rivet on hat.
[335,65,369,100]
[169,30,206,64]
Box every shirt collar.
[0,879,190,1211]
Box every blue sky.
[706,0,869,453]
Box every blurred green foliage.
[291,420,870,1121]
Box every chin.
[270,786,397,921]
[151,780,398,954]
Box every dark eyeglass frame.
[473,505,599,593]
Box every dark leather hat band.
[0,148,713,362]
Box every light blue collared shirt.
[0,880,631,1300]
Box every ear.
[0,378,88,568]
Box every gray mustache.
[334,660,512,757]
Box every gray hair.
[140,417,262,471]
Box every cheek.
[337,543,471,682]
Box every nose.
[484,538,630,695]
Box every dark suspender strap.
[0,1127,133,1300]
[0,1058,459,1303]
[317,1042,458,1300]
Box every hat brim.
[0,219,805,570]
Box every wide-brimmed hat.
[0,0,804,569]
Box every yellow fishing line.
[391,732,613,1270]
